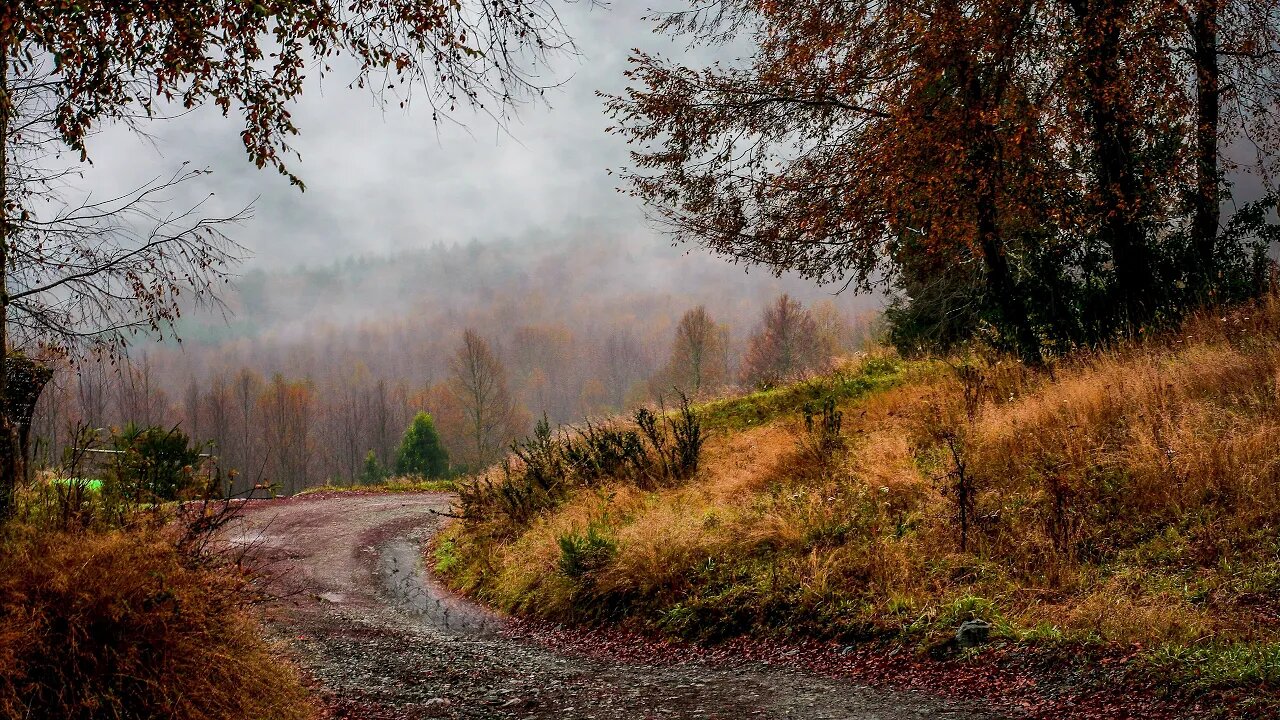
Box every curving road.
[235,493,1000,720]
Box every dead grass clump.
[0,527,313,720]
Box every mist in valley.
[33,211,881,492]
[15,2,872,492]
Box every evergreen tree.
[395,412,450,478]
[359,450,387,485]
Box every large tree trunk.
[6,356,52,484]
[1070,0,1155,332]
[949,15,1043,363]
[1192,0,1221,296]
[0,41,14,520]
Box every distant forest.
[30,229,880,492]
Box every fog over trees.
[29,228,878,490]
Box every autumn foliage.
[606,0,1280,360]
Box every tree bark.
[1192,0,1221,295]
[0,39,14,519]
[1070,0,1155,331]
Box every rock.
[500,697,524,708]
[956,619,992,648]
[422,697,452,717]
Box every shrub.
[799,395,844,471]
[359,449,388,484]
[557,525,617,579]
[458,402,706,533]
[109,423,204,502]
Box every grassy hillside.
[439,300,1280,711]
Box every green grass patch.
[696,355,912,432]
[434,537,461,575]
[298,477,456,496]
[1146,641,1280,692]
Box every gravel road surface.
[237,493,1000,720]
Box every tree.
[605,0,1059,360]
[395,412,449,479]
[661,306,728,396]
[811,301,859,360]
[605,0,1279,362]
[360,450,388,486]
[1180,0,1280,298]
[740,295,823,388]
[333,366,371,484]
[602,331,649,409]
[0,0,576,515]
[419,380,468,469]
[448,330,520,468]
[257,374,315,494]
[509,324,576,422]
[110,423,203,502]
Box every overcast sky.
[76,3,710,269]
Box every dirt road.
[236,493,1000,720]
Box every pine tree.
[359,450,387,486]
[395,412,450,479]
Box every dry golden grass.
[443,304,1280,684]
[0,526,315,720]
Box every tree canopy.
[606,0,1280,360]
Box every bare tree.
[740,295,823,388]
[811,300,859,361]
[336,373,370,484]
[371,378,394,468]
[233,369,265,492]
[603,331,650,408]
[258,374,315,494]
[114,354,169,429]
[449,329,519,468]
[0,68,244,513]
[662,306,729,396]
[74,360,109,432]
[203,375,232,485]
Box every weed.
[558,524,617,579]
[435,538,461,575]
[799,396,844,472]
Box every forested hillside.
[29,230,878,492]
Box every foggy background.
[27,2,883,490]
[74,2,750,270]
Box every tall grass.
[0,527,314,720]
[442,304,1280,695]
[0,436,314,719]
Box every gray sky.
[78,3,699,269]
